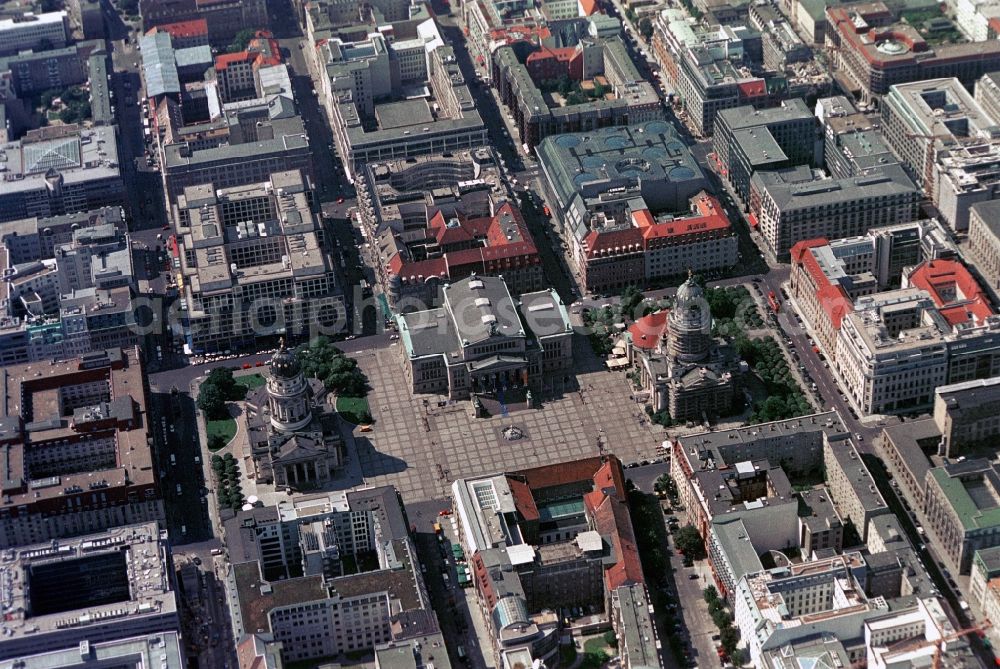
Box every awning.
[606,358,629,370]
[748,213,759,229]
[611,345,626,356]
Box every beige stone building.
[396,275,573,401]
[969,200,1000,292]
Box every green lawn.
[206,416,237,448]
[227,373,265,400]
[583,638,610,656]
[336,396,372,425]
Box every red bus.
[767,291,780,313]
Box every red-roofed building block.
[579,192,738,294]
[215,31,282,101]
[383,203,544,308]
[146,18,209,48]
[904,259,995,327]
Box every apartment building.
[0,125,125,224]
[0,11,68,56]
[670,412,849,524]
[172,170,344,353]
[924,459,1000,574]
[968,200,1000,293]
[360,149,544,309]
[224,488,439,666]
[0,522,178,659]
[610,585,660,669]
[823,435,890,541]
[491,21,662,148]
[160,96,313,202]
[976,71,1000,123]
[536,123,738,293]
[0,348,164,548]
[934,377,1000,454]
[788,221,957,359]
[3,632,184,669]
[816,96,900,179]
[0,44,88,96]
[734,552,879,667]
[970,546,1000,611]
[714,99,823,205]
[145,18,210,49]
[836,290,951,415]
[452,456,652,668]
[0,209,135,363]
[881,78,1000,231]
[322,16,487,181]
[214,32,283,101]
[864,597,975,668]
[687,458,800,542]
[826,4,1000,105]
[139,0,268,47]
[748,163,920,259]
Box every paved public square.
[351,337,666,502]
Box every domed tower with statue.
[625,273,738,422]
[243,340,344,490]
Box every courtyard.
[351,337,667,502]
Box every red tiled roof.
[506,476,539,522]
[631,209,655,228]
[907,259,994,326]
[640,194,732,241]
[817,284,853,329]
[513,456,607,490]
[583,227,643,258]
[148,18,208,39]
[393,257,448,283]
[215,33,282,71]
[628,311,668,350]
[592,486,644,590]
[526,45,577,63]
[579,0,599,15]
[737,79,766,99]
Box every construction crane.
[878,619,992,669]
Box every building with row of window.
[159,87,312,202]
[826,3,1000,105]
[537,123,740,293]
[395,274,572,402]
[788,220,957,357]
[0,209,140,366]
[749,162,920,259]
[0,347,164,548]
[816,95,900,179]
[0,521,178,660]
[0,124,125,224]
[713,98,823,205]
[490,18,662,149]
[171,170,344,353]
[0,11,68,57]
[319,15,488,181]
[139,0,268,47]
[359,149,544,310]
[819,254,1000,416]
[451,456,657,669]
[0,41,95,96]
[223,487,441,666]
[880,77,1000,232]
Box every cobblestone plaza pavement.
[351,339,665,502]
